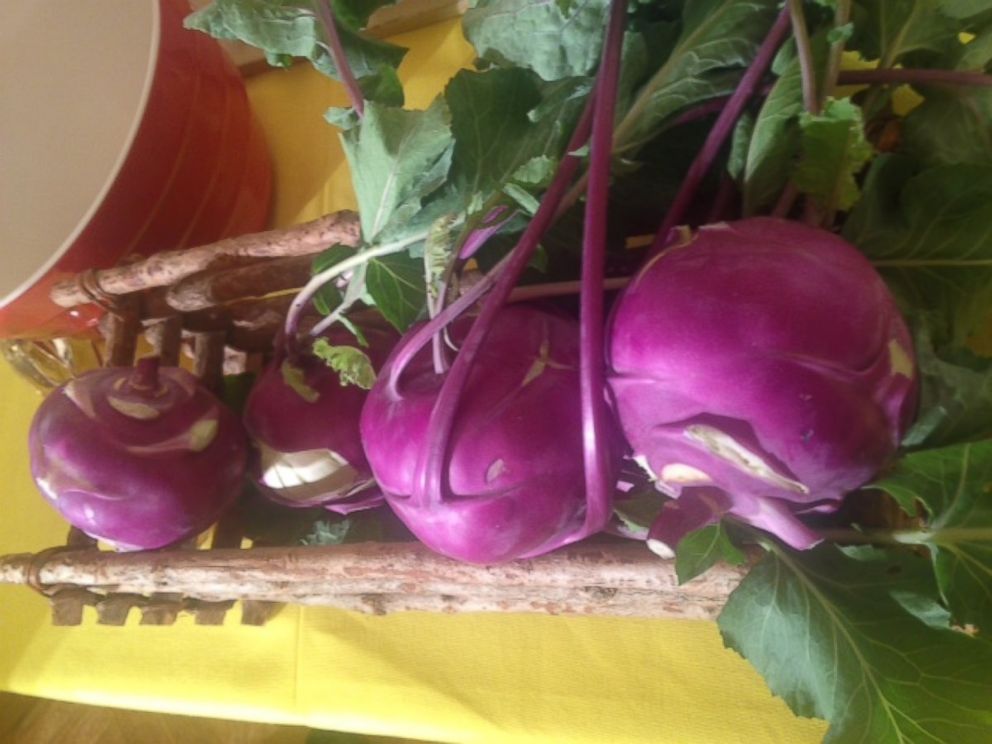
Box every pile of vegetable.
[25,0,992,739]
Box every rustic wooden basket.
[0,214,745,627]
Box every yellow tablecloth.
[0,20,828,743]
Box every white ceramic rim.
[0,0,162,310]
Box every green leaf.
[184,0,406,104]
[423,213,457,305]
[901,323,992,448]
[738,34,829,215]
[366,253,425,330]
[355,64,404,107]
[873,440,992,635]
[280,359,320,402]
[445,68,585,217]
[462,0,611,81]
[843,156,992,347]
[849,0,960,66]
[794,98,874,215]
[718,544,992,742]
[726,111,754,182]
[938,0,992,20]
[324,105,361,130]
[311,244,354,315]
[341,99,454,242]
[220,372,256,415]
[612,489,667,540]
[330,0,395,29]
[311,340,376,389]
[300,518,352,546]
[674,523,747,584]
[740,60,803,213]
[612,0,780,155]
[902,87,992,168]
[958,26,992,70]
[826,21,854,44]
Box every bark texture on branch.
[0,542,744,620]
[166,255,316,313]
[51,211,360,308]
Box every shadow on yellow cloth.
[0,19,827,744]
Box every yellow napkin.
[0,19,827,743]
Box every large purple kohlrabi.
[607,218,917,552]
[360,304,597,564]
[29,358,247,550]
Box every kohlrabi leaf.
[739,36,826,215]
[300,517,352,545]
[849,0,960,66]
[311,244,354,315]
[281,360,320,403]
[936,0,992,21]
[312,340,376,389]
[183,0,406,104]
[726,111,754,182]
[794,98,874,215]
[340,99,454,242]
[958,26,992,69]
[331,0,395,29]
[366,253,425,330]
[612,0,780,155]
[740,58,803,214]
[462,0,611,81]
[612,488,666,539]
[356,64,405,108]
[901,324,992,448]
[423,214,458,306]
[718,544,992,742]
[872,440,992,636]
[902,87,992,168]
[445,68,585,217]
[843,156,992,348]
[674,523,747,584]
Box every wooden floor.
[0,692,408,744]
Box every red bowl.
[0,0,272,339]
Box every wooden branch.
[192,331,227,392]
[145,316,183,366]
[51,211,360,308]
[166,255,315,313]
[103,296,140,367]
[0,543,745,620]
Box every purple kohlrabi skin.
[243,323,396,508]
[607,218,918,551]
[361,304,605,564]
[28,359,247,551]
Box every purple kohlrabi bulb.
[607,218,917,552]
[29,357,247,550]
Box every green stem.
[820,0,852,107]
[285,225,458,346]
[787,0,820,115]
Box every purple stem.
[771,181,800,219]
[129,356,161,393]
[649,9,792,254]
[408,90,598,510]
[459,206,515,260]
[384,254,507,397]
[837,68,992,88]
[707,174,738,223]
[670,83,775,128]
[573,0,628,537]
[314,0,365,118]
